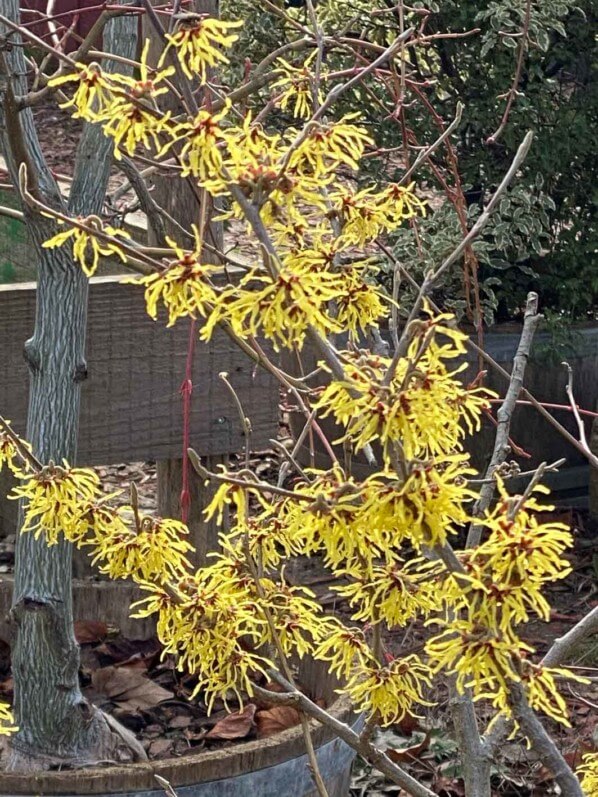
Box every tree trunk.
[0,1,144,770]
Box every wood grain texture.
[0,576,155,642]
[0,277,278,465]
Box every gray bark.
[0,0,144,770]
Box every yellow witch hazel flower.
[0,702,17,735]
[426,619,526,698]
[164,104,230,181]
[579,754,598,796]
[43,217,130,277]
[463,478,574,633]
[260,578,328,658]
[378,182,427,226]
[277,467,365,568]
[335,558,443,628]
[127,225,220,326]
[101,41,174,158]
[135,562,272,711]
[330,186,394,247]
[275,458,473,571]
[333,264,387,336]
[426,475,585,727]
[0,420,31,476]
[314,622,373,680]
[521,660,586,727]
[49,62,116,122]
[221,516,298,570]
[289,115,374,176]
[163,16,242,83]
[92,512,192,583]
[345,656,433,725]
[272,52,325,120]
[316,312,491,462]
[12,463,101,545]
[330,182,426,247]
[476,477,573,588]
[203,265,342,350]
[204,243,385,351]
[50,43,173,158]
[358,459,477,551]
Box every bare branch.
[562,362,588,450]
[508,683,583,797]
[253,677,437,797]
[467,292,541,546]
[388,130,533,381]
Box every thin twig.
[219,372,252,468]
[467,292,541,546]
[388,130,533,383]
[253,676,436,797]
[487,0,532,145]
[562,362,588,450]
[376,240,598,469]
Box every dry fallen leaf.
[148,738,172,759]
[256,705,301,738]
[91,665,173,711]
[75,620,108,645]
[206,704,257,740]
[169,714,193,729]
[433,776,465,796]
[95,637,160,668]
[385,732,431,764]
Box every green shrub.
[224,0,597,324]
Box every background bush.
[223,0,597,326]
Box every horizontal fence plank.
[0,277,279,465]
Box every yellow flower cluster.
[330,183,426,246]
[272,53,324,119]
[344,656,433,725]
[290,116,373,174]
[317,314,491,462]
[426,480,582,726]
[127,228,219,326]
[91,512,192,583]
[203,256,384,350]
[47,38,426,352]
[43,217,130,277]
[13,464,101,545]
[274,459,475,569]
[163,17,242,82]
[166,105,228,181]
[0,420,31,476]
[1,433,191,584]
[134,551,329,710]
[135,564,271,710]
[0,703,17,735]
[50,43,174,159]
[335,558,443,628]
[579,754,598,796]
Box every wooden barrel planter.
[284,325,598,503]
[0,662,359,797]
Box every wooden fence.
[0,275,279,530]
